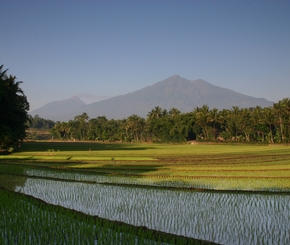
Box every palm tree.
[281,98,290,141]
[273,100,286,142]
[239,108,253,142]
[251,106,266,141]
[147,106,163,120]
[262,108,276,143]
[0,65,30,149]
[73,112,89,140]
[146,106,163,141]
[195,105,210,139]
[218,109,231,140]
[169,108,181,118]
[208,108,221,140]
[126,115,145,141]
[273,98,290,142]
[227,106,241,140]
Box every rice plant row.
[7,178,290,245]
[1,163,290,192]
[0,187,217,245]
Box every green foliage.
[41,97,290,144]
[28,114,55,129]
[0,65,30,149]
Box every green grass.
[3,141,290,157]
[1,141,290,191]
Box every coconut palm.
[126,115,145,141]
[273,100,286,142]
[262,107,276,143]
[251,106,266,141]
[208,108,221,140]
[195,105,210,139]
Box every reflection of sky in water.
[15,177,290,245]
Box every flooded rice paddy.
[1,168,289,245]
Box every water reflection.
[12,177,290,245]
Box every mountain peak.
[68,96,86,104]
[29,76,273,121]
[69,95,80,100]
[160,75,190,84]
[171,74,182,78]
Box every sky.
[1,0,290,111]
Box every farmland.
[1,142,290,244]
[2,142,290,191]
[1,187,216,245]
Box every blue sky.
[1,0,290,111]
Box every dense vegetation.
[30,98,290,143]
[28,114,55,129]
[0,65,30,149]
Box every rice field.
[0,187,210,245]
[1,142,290,191]
[1,141,290,244]
[1,174,289,245]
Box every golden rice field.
[1,141,290,192]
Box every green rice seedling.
[1,187,215,245]
[2,176,289,245]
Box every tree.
[28,114,55,129]
[251,106,266,142]
[0,65,30,149]
[146,106,164,141]
[51,121,71,140]
[208,108,221,140]
[126,115,145,142]
[87,116,109,141]
[281,98,290,141]
[273,99,290,142]
[226,106,242,141]
[195,105,210,139]
[73,112,89,140]
[168,109,188,142]
[262,107,276,143]
[239,108,253,142]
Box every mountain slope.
[84,75,272,119]
[30,96,87,121]
[30,75,273,121]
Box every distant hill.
[30,96,87,121]
[29,75,273,121]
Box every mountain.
[29,75,273,121]
[30,96,87,121]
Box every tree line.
[2,62,288,150]
[30,98,290,143]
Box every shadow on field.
[19,142,156,152]
[0,165,27,191]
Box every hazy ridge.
[30,75,273,121]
